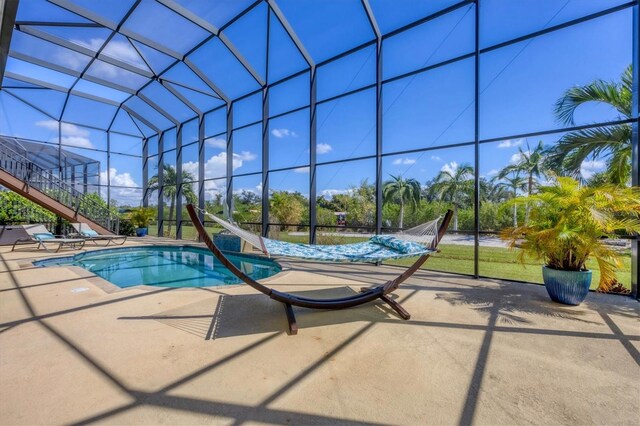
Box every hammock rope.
[196,207,441,262]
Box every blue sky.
[0,0,633,205]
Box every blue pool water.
[34,246,281,288]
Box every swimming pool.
[34,246,281,288]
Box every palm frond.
[555,79,630,125]
[545,124,631,180]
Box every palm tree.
[480,178,509,203]
[429,163,473,231]
[498,141,547,222]
[382,174,421,229]
[494,172,526,227]
[148,164,197,235]
[548,65,632,185]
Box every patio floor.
[0,239,638,425]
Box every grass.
[144,226,632,291]
[386,244,632,291]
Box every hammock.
[186,204,454,335]
[197,208,442,262]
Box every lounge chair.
[186,204,453,335]
[11,224,86,253]
[70,222,127,246]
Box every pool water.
[34,246,281,288]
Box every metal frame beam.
[1,0,22,82]
[474,0,480,278]
[266,0,315,68]
[142,137,149,207]
[361,0,383,235]
[2,88,58,120]
[137,92,181,127]
[47,0,231,106]
[261,9,270,238]
[161,80,201,115]
[226,104,234,218]
[175,123,183,239]
[156,0,265,87]
[261,85,270,238]
[198,114,205,225]
[15,24,154,78]
[632,0,639,299]
[157,131,165,237]
[7,50,138,95]
[121,105,162,134]
[309,66,317,243]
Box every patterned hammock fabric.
[200,209,439,262]
[262,238,435,262]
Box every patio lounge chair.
[11,224,86,253]
[70,223,127,246]
[186,204,453,335]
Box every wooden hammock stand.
[187,204,453,335]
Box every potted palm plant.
[501,177,640,305]
[130,207,156,237]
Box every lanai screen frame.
[0,0,638,298]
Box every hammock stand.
[186,204,453,335]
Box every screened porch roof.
[0,0,442,137]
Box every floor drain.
[71,287,89,293]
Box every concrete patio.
[0,239,638,425]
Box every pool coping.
[28,243,294,295]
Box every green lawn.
[144,226,632,292]
[386,244,631,291]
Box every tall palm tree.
[382,174,421,229]
[494,172,526,227]
[548,65,632,185]
[498,141,547,222]
[148,164,197,235]
[429,163,473,231]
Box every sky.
[0,0,633,206]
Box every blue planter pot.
[136,227,148,237]
[542,266,592,305]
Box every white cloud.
[100,168,138,188]
[440,161,459,175]
[36,120,94,148]
[101,39,146,68]
[294,166,310,174]
[320,189,351,198]
[487,169,500,177]
[205,137,226,149]
[192,150,257,184]
[510,152,525,164]
[497,138,523,149]
[430,155,442,162]
[100,168,141,204]
[59,37,146,80]
[580,159,606,179]
[316,143,332,154]
[203,179,225,199]
[182,161,199,178]
[392,158,416,165]
[234,151,256,162]
[271,128,298,138]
